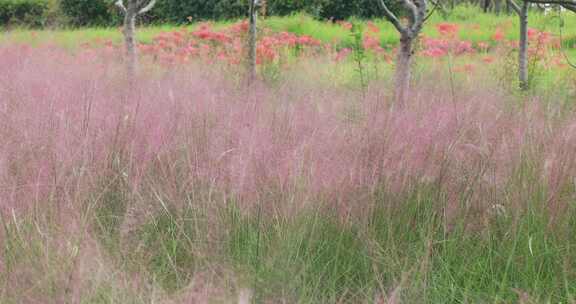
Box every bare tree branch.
[138,0,157,14]
[423,0,441,23]
[115,0,127,13]
[507,0,522,14]
[400,0,419,28]
[526,0,576,5]
[526,0,576,12]
[411,0,427,34]
[563,3,576,11]
[377,0,407,33]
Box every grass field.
[3,6,576,47]
[1,5,576,304]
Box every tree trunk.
[518,1,529,90]
[260,0,267,17]
[494,0,502,14]
[123,12,137,81]
[483,0,491,12]
[247,0,258,84]
[394,35,413,106]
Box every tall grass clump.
[1,44,576,303]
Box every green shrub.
[59,0,120,26]
[0,0,401,28]
[213,0,251,20]
[54,0,401,27]
[150,0,219,23]
[0,0,49,27]
[267,0,310,16]
[286,0,401,20]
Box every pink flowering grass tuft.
[0,44,573,218]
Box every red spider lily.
[132,20,368,68]
[277,32,298,47]
[492,28,505,41]
[363,35,383,52]
[337,21,353,31]
[455,41,473,54]
[230,20,249,34]
[217,51,229,62]
[421,36,474,58]
[334,48,352,62]
[527,28,539,39]
[508,40,519,49]
[138,44,156,55]
[197,22,212,31]
[142,20,327,67]
[192,29,232,43]
[482,56,495,64]
[551,56,568,68]
[436,23,459,38]
[367,21,380,34]
[528,29,560,49]
[297,35,321,47]
[422,47,447,58]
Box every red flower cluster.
[492,28,505,41]
[421,37,474,57]
[420,22,474,58]
[436,22,459,38]
[139,21,323,67]
[77,19,569,71]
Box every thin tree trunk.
[484,0,491,12]
[123,12,137,81]
[395,35,413,106]
[495,0,502,14]
[247,0,258,84]
[260,0,267,17]
[518,1,529,90]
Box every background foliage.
[59,0,120,26]
[0,0,50,27]
[0,0,403,27]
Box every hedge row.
[59,0,121,26]
[150,0,397,23]
[0,0,400,28]
[0,0,49,27]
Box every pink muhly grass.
[0,44,572,220]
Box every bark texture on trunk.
[260,0,267,17]
[116,0,157,82]
[247,0,258,83]
[494,0,502,13]
[518,1,529,90]
[123,11,137,81]
[395,35,413,107]
[377,0,426,106]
